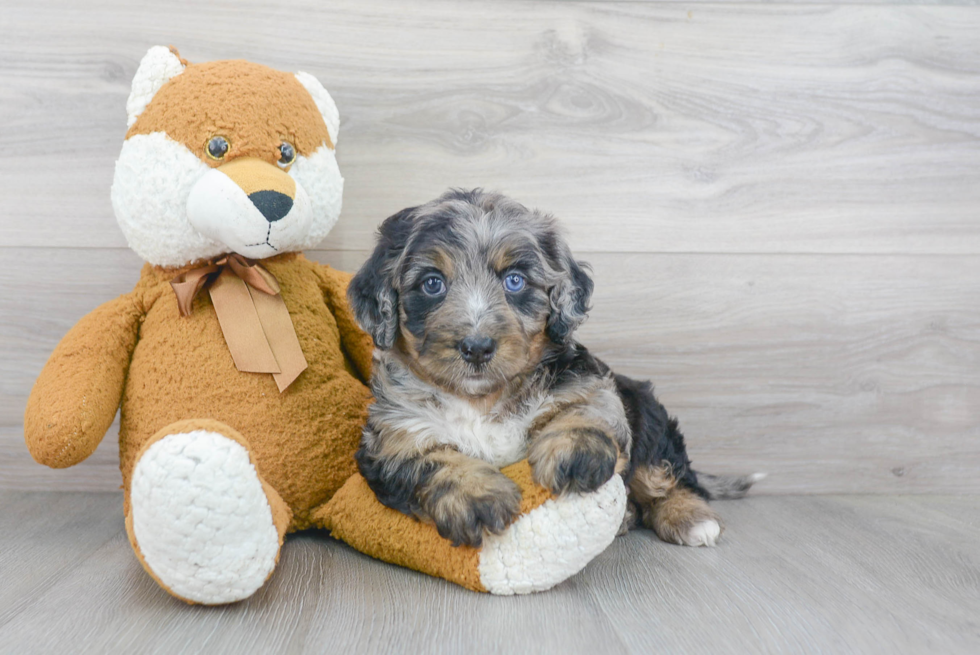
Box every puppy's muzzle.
[459,335,496,365]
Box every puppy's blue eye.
[503,273,525,293]
[422,275,446,296]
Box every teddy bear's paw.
[129,429,281,604]
[477,473,627,595]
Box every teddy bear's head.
[111,46,343,267]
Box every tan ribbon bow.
[170,254,308,392]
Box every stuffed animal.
[23,46,626,604]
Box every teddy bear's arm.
[312,264,374,384]
[24,292,144,468]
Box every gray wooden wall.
[2,0,978,494]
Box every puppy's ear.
[348,207,416,349]
[543,232,594,345]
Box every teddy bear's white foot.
[477,473,627,595]
[128,429,282,604]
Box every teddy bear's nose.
[248,190,293,223]
[214,157,297,223]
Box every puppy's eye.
[206,136,230,160]
[503,273,526,293]
[421,275,446,296]
[278,141,296,168]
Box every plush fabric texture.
[323,460,627,594]
[115,254,373,528]
[24,292,143,468]
[23,47,625,603]
[24,248,624,599]
[126,45,185,128]
[320,473,488,592]
[293,71,340,146]
[127,420,290,605]
[113,54,343,267]
[320,461,553,592]
[477,470,627,595]
[127,59,333,158]
[24,254,372,529]
[113,133,218,266]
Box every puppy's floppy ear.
[348,207,416,349]
[542,231,594,345]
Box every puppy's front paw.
[421,469,522,548]
[529,428,618,495]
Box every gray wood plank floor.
[1,492,977,654]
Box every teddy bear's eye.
[278,141,296,168]
[206,136,229,160]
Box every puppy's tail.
[696,472,767,500]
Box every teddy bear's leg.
[315,460,627,594]
[125,419,291,605]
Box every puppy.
[348,189,761,548]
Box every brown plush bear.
[24,47,627,604]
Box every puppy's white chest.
[436,399,530,468]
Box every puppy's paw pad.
[682,519,721,547]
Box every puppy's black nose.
[459,336,496,364]
[249,190,293,222]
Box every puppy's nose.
[248,190,293,222]
[459,336,496,364]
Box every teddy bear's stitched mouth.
[246,240,279,252]
[245,224,279,251]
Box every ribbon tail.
[249,285,309,392]
[170,265,218,317]
[209,269,281,374]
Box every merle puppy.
[348,189,761,548]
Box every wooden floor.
[1,491,977,654]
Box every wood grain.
[3,0,979,496]
[579,251,980,495]
[5,248,978,494]
[1,492,978,654]
[1,1,979,254]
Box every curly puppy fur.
[349,189,759,548]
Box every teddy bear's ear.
[126,46,186,128]
[294,71,340,147]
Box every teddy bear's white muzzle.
[187,162,313,259]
